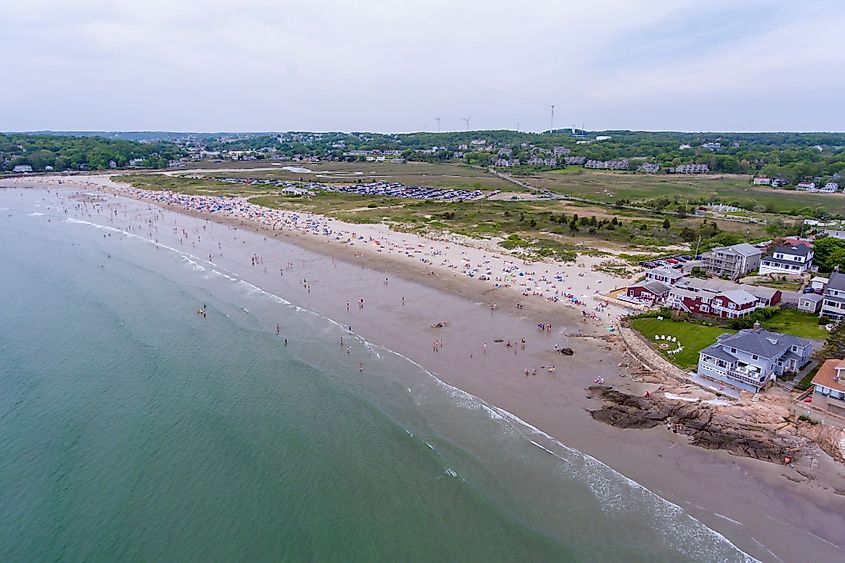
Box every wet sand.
[6,181,845,562]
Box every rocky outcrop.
[587,386,808,463]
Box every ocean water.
[0,190,753,562]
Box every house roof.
[640,280,671,294]
[706,328,812,359]
[646,267,684,280]
[700,345,738,364]
[675,277,778,301]
[772,244,813,257]
[812,276,829,284]
[827,272,845,292]
[719,289,757,305]
[811,359,845,393]
[800,294,824,303]
[727,243,763,257]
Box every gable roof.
[675,277,778,301]
[640,280,671,295]
[730,243,763,257]
[708,329,811,359]
[811,359,845,393]
[772,244,812,257]
[827,272,845,292]
[718,289,757,305]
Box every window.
[752,354,758,360]
[730,347,737,353]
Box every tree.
[813,236,845,272]
[817,321,845,362]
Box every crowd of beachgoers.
[8,174,631,324]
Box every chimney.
[753,320,761,332]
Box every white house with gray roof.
[697,324,813,393]
[759,244,814,275]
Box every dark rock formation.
[586,386,807,463]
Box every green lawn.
[795,364,821,391]
[630,309,826,371]
[629,317,735,370]
[760,309,828,340]
[522,168,845,216]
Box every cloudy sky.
[3,0,844,132]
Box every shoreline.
[5,175,845,562]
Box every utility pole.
[435,116,441,133]
[462,116,471,132]
[548,105,555,132]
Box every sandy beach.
[4,174,845,562]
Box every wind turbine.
[462,115,472,132]
[434,116,441,133]
[547,104,555,133]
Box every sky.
[2,0,844,133]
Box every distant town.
[3,130,844,194]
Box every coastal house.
[809,359,845,418]
[12,164,32,173]
[666,278,780,318]
[553,146,571,156]
[697,324,813,393]
[753,176,771,185]
[563,156,587,165]
[645,267,685,285]
[797,293,823,313]
[667,287,760,318]
[820,272,845,320]
[640,163,660,173]
[758,244,814,275]
[796,181,817,191]
[625,280,671,305]
[822,182,839,193]
[771,176,789,187]
[700,243,762,280]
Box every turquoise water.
[0,191,752,562]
